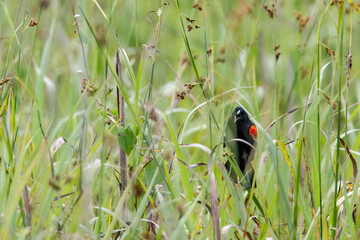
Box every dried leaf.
[210,172,220,240]
[50,137,67,157]
[340,138,358,181]
[278,141,294,185]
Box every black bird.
[224,106,257,189]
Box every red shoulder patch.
[249,125,257,139]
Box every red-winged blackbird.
[224,106,257,189]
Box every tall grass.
[0,0,359,239]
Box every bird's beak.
[234,116,240,123]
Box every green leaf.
[144,158,164,186]
[110,109,118,117]
[133,124,140,136]
[117,126,137,156]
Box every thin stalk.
[332,2,344,239]
[316,27,323,240]
[116,51,127,192]
[70,0,92,84]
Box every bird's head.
[233,106,257,140]
[234,106,247,123]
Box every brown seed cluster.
[325,46,335,59]
[211,97,220,106]
[294,12,310,33]
[222,150,234,158]
[176,91,186,100]
[300,66,308,79]
[323,92,338,110]
[264,4,275,19]
[81,78,97,96]
[330,0,344,6]
[185,16,195,23]
[200,77,210,84]
[29,18,39,27]
[274,44,281,62]
[346,51,352,71]
[332,102,338,110]
[345,50,352,87]
[193,3,202,11]
[176,82,197,100]
[184,83,194,93]
[275,52,281,62]
[185,16,200,32]
[207,46,227,63]
[0,78,10,86]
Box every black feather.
[224,106,256,189]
